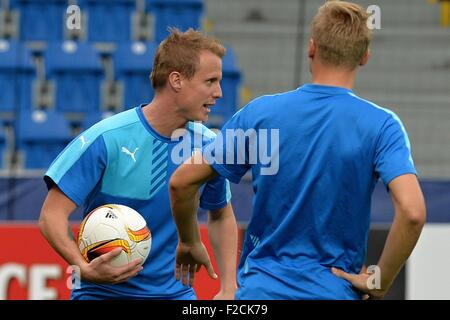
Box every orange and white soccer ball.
[77,204,151,267]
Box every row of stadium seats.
[0,39,241,127]
[0,38,241,170]
[0,0,242,170]
[1,0,203,43]
[0,110,75,170]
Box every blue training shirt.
[45,105,231,299]
[206,84,416,299]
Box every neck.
[141,94,187,138]
[310,61,357,90]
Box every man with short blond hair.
[39,28,238,300]
[169,2,425,299]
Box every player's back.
[233,84,409,299]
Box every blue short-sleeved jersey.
[206,84,416,299]
[45,105,231,299]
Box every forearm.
[377,211,424,290]
[170,184,202,244]
[170,154,217,244]
[208,205,238,292]
[39,211,87,268]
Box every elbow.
[402,205,426,228]
[409,209,426,228]
[169,171,186,199]
[169,165,202,202]
[38,209,48,236]
[169,169,194,202]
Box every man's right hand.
[80,248,143,284]
[175,241,218,287]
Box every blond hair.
[311,1,372,69]
[150,28,226,90]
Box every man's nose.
[214,83,223,99]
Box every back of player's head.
[311,0,372,69]
[150,28,226,90]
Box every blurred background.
[0,0,449,300]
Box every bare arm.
[332,174,426,298]
[40,186,85,267]
[208,203,238,300]
[375,173,426,295]
[39,186,143,284]
[169,152,219,285]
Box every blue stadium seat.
[207,47,241,128]
[10,0,66,41]
[45,41,103,114]
[79,0,135,42]
[114,41,157,109]
[0,40,34,117]
[15,110,72,169]
[148,0,204,42]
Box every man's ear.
[359,49,370,66]
[308,39,316,59]
[168,71,182,92]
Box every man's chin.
[192,114,208,123]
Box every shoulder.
[246,89,299,109]
[232,89,300,123]
[344,94,410,146]
[345,92,400,122]
[81,108,142,146]
[86,109,141,137]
